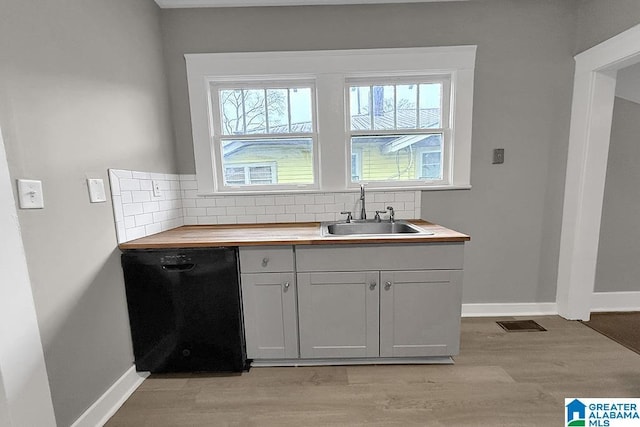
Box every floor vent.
[496,320,547,332]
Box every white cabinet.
[296,243,464,360]
[241,242,465,362]
[297,271,379,358]
[379,270,462,357]
[240,247,298,359]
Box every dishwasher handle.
[161,263,196,272]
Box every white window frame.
[209,79,318,192]
[346,76,451,188]
[186,47,476,194]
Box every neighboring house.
[223,108,442,185]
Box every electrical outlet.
[152,180,162,197]
[493,148,505,164]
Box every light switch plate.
[493,148,505,164]
[17,179,44,209]
[87,178,106,203]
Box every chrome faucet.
[387,206,395,223]
[359,184,366,220]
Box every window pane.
[419,83,442,128]
[266,89,289,132]
[289,88,313,132]
[372,85,395,130]
[219,86,313,136]
[350,134,442,182]
[396,84,418,129]
[220,89,245,135]
[222,137,314,186]
[350,86,371,130]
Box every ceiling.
[155,0,464,8]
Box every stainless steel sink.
[321,220,433,236]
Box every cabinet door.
[241,272,298,359]
[297,271,379,358]
[380,270,462,357]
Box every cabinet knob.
[384,281,392,290]
[283,281,290,290]
[369,281,377,290]
[261,257,269,267]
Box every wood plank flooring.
[106,316,640,426]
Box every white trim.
[71,366,148,427]
[0,127,56,426]
[156,0,466,8]
[591,292,640,313]
[251,356,454,367]
[185,46,476,194]
[556,23,640,321]
[461,303,558,318]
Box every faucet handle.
[386,206,395,223]
[340,211,353,223]
[374,210,387,222]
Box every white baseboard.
[71,365,148,427]
[591,291,640,312]
[461,302,558,317]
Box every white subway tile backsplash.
[294,195,315,205]
[245,206,266,215]
[131,191,151,203]
[135,213,154,227]
[119,178,141,191]
[206,207,227,216]
[131,171,150,180]
[276,213,296,222]
[235,197,256,207]
[195,198,218,208]
[121,191,133,204]
[124,216,136,229]
[295,213,316,222]
[226,206,246,216]
[285,204,305,214]
[265,205,285,215]
[254,196,275,206]
[109,168,421,244]
[145,223,162,235]
[216,198,236,207]
[123,203,144,217]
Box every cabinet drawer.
[239,246,294,273]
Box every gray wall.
[575,0,640,53]
[0,1,176,425]
[595,97,640,293]
[160,0,577,303]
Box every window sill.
[193,185,471,197]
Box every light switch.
[87,178,106,203]
[17,179,44,209]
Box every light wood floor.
[106,316,640,426]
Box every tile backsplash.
[109,169,421,243]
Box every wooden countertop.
[118,219,470,249]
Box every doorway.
[556,24,640,320]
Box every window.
[348,79,449,185]
[211,82,316,190]
[186,47,476,193]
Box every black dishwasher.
[121,247,247,373]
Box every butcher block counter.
[118,219,469,249]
